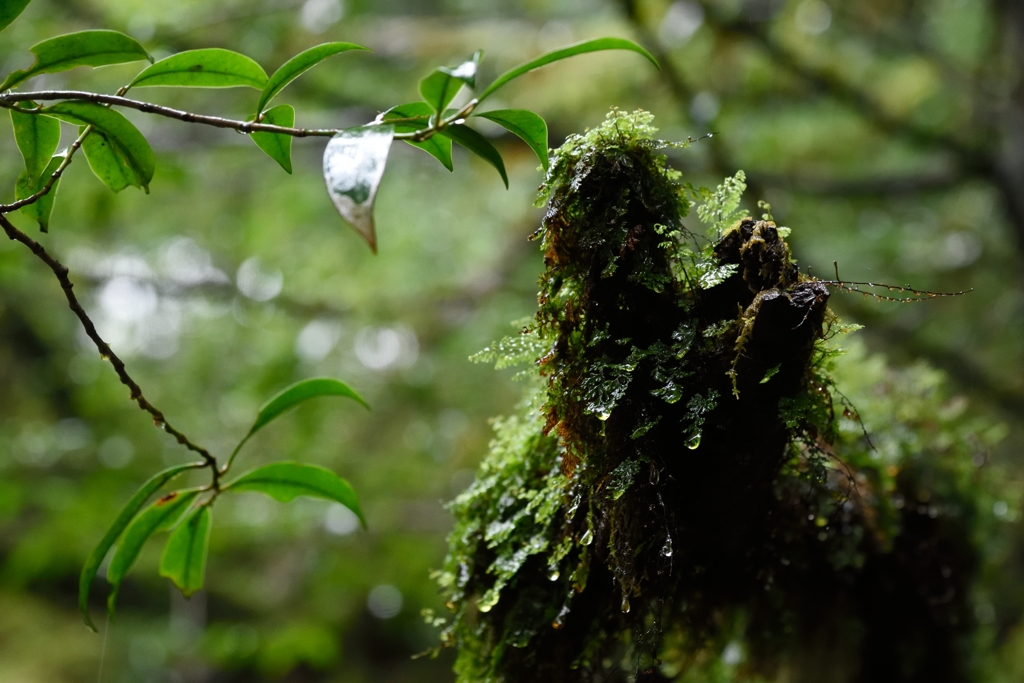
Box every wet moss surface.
[436,111,998,683]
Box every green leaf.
[440,123,508,188]
[382,102,452,171]
[323,125,394,252]
[78,463,200,630]
[418,51,481,114]
[106,488,201,616]
[247,378,367,441]
[475,109,549,169]
[10,108,60,181]
[15,154,62,232]
[159,505,212,598]
[0,0,32,33]
[129,48,268,89]
[477,37,658,102]
[42,101,155,190]
[0,30,150,91]
[257,42,368,114]
[81,127,133,192]
[250,104,294,173]
[225,462,364,527]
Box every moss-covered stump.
[437,111,998,683]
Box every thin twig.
[0,213,220,488]
[0,125,90,214]
[0,90,439,141]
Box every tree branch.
[0,126,89,214]
[0,213,220,487]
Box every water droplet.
[597,411,611,421]
[580,529,594,546]
[552,603,570,629]
[661,537,674,557]
[649,465,660,485]
[621,596,631,613]
[548,567,560,581]
[477,591,499,613]
[686,431,701,450]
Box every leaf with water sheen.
[10,108,60,181]
[257,42,368,114]
[225,462,364,526]
[0,0,31,33]
[440,123,508,188]
[0,30,150,91]
[382,102,452,171]
[105,489,201,615]
[82,128,134,192]
[250,104,294,173]
[477,37,658,102]
[42,101,155,190]
[159,505,212,598]
[15,154,62,232]
[129,48,268,89]
[419,51,481,114]
[475,109,548,169]
[78,463,199,630]
[323,125,393,252]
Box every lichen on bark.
[436,110,1001,683]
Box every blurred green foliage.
[1,0,1023,681]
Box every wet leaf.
[224,462,364,526]
[159,505,212,598]
[257,42,368,114]
[323,125,393,252]
[15,154,62,232]
[78,463,200,630]
[419,51,481,113]
[106,489,201,616]
[129,48,267,89]
[250,104,294,173]
[42,101,155,190]
[475,109,548,169]
[440,123,507,188]
[10,108,60,181]
[477,37,658,102]
[382,102,453,171]
[0,0,31,33]
[0,30,151,91]
[81,127,134,192]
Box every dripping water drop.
[686,431,701,450]
[621,596,631,613]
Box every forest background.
[1,0,1023,681]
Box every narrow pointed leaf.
[0,0,32,33]
[440,123,508,188]
[224,462,364,526]
[382,102,452,171]
[10,108,60,180]
[42,101,155,190]
[106,489,201,616]
[475,109,549,169]
[323,125,393,252]
[78,463,199,630]
[247,377,367,441]
[82,127,133,192]
[159,506,212,598]
[257,42,368,114]
[16,154,62,232]
[250,104,294,173]
[0,30,150,91]
[129,48,268,89]
[478,37,658,102]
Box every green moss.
[438,110,1005,683]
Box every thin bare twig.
[0,213,220,488]
[0,126,90,214]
